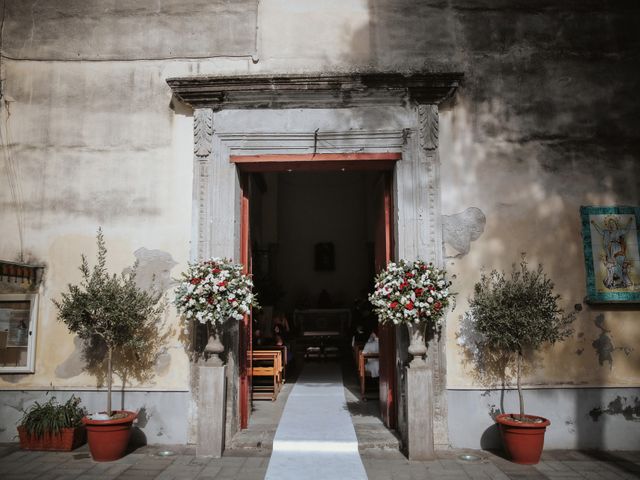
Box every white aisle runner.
[264,362,368,480]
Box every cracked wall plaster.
[443,207,486,258]
[154,351,172,376]
[589,396,640,422]
[592,314,634,370]
[55,336,85,379]
[125,248,178,293]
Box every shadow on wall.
[55,246,178,408]
[81,303,173,410]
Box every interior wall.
[274,171,373,314]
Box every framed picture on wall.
[314,242,335,271]
[580,206,640,303]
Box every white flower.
[174,258,258,324]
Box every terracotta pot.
[496,413,550,465]
[82,410,137,462]
[18,426,86,451]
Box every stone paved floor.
[1,444,639,480]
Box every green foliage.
[468,257,576,418]
[19,396,86,438]
[53,229,165,415]
[53,229,163,350]
[469,258,575,355]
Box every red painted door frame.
[375,172,396,429]
[235,153,399,430]
[239,172,252,429]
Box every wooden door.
[239,173,252,429]
[375,172,396,429]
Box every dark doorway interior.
[234,153,398,437]
[249,170,380,348]
[228,168,400,452]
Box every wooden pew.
[251,350,283,401]
[352,341,365,366]
[358,349,379,401]
[269,345,288,383]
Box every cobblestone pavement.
[1,444,639,480]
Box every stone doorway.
[166,73,462,453]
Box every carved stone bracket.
[418,104,439,152]
[194,108,214,159]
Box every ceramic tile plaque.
[580,206,640,303]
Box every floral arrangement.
[369,260,452,329]
[175,258,258,324]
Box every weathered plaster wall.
[434,1,640,390]
[448,388,640,450]
[1,0,639,447]
[0,390,189,444]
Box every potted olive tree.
[54,229,164,462]
[468,257,575,464]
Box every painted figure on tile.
[591,216,634,289]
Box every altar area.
[293,309,351,360]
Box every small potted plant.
[17,395,87,451]
[467,257,575,464]
[54,229,164,461]
[369,259,453,366]
[174,258,258,363]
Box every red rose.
[405,273,414,278]
[190,278,201,285]
[414,288,424,296]
[207,296,213,304]
[390,301,399,309]
[405,301,414,310]
[399,281,408,289]
[217,281,226,287]
[212,268,221,274]
[434,301,442,310]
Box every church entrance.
[234,154,398,433]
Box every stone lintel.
[167,72,463,109]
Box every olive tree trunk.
[516,351,525,419]
[107,346,113,416]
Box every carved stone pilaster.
[417,104,443,265]
[194,108,214,261]
[196,163,209,261]
[417,103,449,447]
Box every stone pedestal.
[197,365,226,457]
[406,367,434,460]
